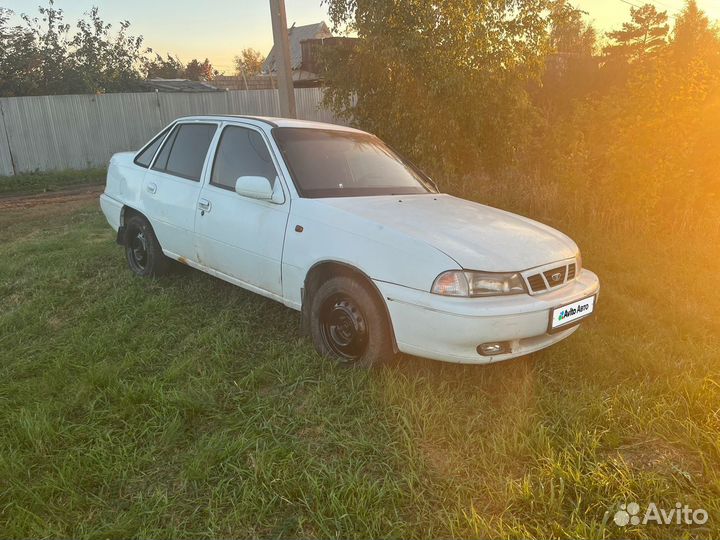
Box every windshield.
[272,127,435,198]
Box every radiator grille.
[543,266,567,286]
[527,274,547,292]
[526,261,578,293]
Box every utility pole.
[269,0,297,118]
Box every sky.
[3,0,720,74]
[575,0,720,40]
[2,0,329,73]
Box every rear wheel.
[123,215,169,277]
[309,275,394,368]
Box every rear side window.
[134,127,170,168]
[152,123,217,181]
[152,127,178,172]
[211,126,277,190]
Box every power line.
[648,0,678,10]
[618,0,644,9]
[617,0,681,18]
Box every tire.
[309,275,395,367]
[123,215,169,277]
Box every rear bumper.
[376,269,599,364]
[99,192,123,232]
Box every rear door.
[142,121,218,260]
[194,122,290,296]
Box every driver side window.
[211,126,277,191]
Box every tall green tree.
[538,2,599,115]
[672,0,720,62]
[604,4,669,62]
[549,0,596,56]
[0,1,147,96]
[71,7,146,93]
[20,2,77,93]
[321,0,550,174]
[0,8,42,96]
[536,1,720,233]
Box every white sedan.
[100,115,599,366]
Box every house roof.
[262,21,332,73]
[142,78,220,93]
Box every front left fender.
[281,198,461,309]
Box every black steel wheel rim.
[320,294,369,361]
[129,226,148,271]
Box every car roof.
[174,115,367,134]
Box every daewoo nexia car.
[100,115,599,366]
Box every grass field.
[0,176,718,539]
[0,169,105,196]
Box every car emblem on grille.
[551,272,562,282]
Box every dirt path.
[0,184,104,210]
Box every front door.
[194,123,289,297]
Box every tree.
[185,58,214,80]
[234,48,265,77]
[549,1,596,56]
[604,4,669,62]
[538,2,600,114]
[0,1,146,96]
[534,0,720,235]
[321,0,550,174]
[19,2,77,94]
[70,7,146,93]
[0,8,43,96]
[672,0,720,62]
[143,53,184,79]
[1,2,222,95]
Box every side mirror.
[235,176,275,201]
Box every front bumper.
[376,269,599,364]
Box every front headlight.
[431,270,527,297]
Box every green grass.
[0,184,718,539]
[0,168,105,196]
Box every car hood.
[316,194,578,271]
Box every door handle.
[198,198,212,212]
[146,182,157,194]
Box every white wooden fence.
[0,88,343,176]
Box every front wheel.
[123,215,169,277]
[309,276,395,368]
